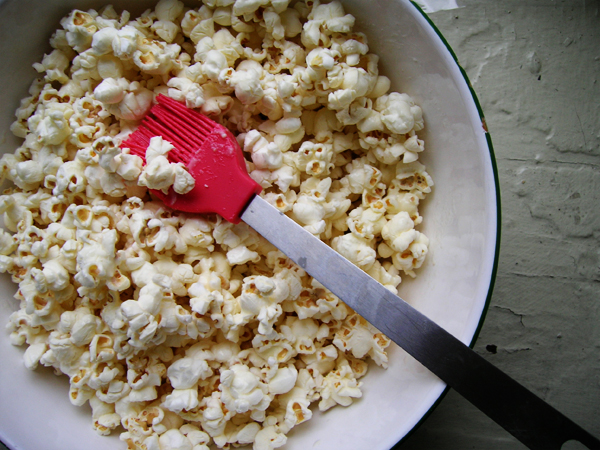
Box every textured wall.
[400,1,600,448]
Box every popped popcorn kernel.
[137,136,196,195]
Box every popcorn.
[14,160,44,191]
[23,341,47,370]
[294,141,334,177]
[244,130,283,170]
[61,10,98,53]
[331,232,376,270]
[33,50,71,84]
[163,388,200,413]
[347,205,386,241]
[29,102,74,145]
[279,8,303,38]
[167,76,205,109]
[266,364,298,395]
[220,363,270,414]
[232,0,271,17]
[229,60,264,104]
[133,42,181,76]
[91,27,119,56]
[97,55,125,79]
[189,19,216,46]
[375,92,424,135]
[168,355,213,389]
[390,232,430,278]
[253,426,287,450]
[93,78,153,121]
[2,1,433,449]
[155,0,185,22]
[381,211,418,253]
[73,229,117,289]
[158,429,194,450]
[395,160,434,194]
[203,49,228,80]
[343,158,382,194]
[317,356,363,411]
[137,136,196,195]
[112,25,140,59]
[239,274,292,337]
[90,396,121,435]
[93,78,127,105]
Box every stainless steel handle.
[241,195,600,450]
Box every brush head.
[123,94,215,163]
[121,94,262,223]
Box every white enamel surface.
[0,1,498,449]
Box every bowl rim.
[391,1,502,447]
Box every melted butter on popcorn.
[1,0,433,449]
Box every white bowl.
[0,1,499,449]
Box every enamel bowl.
[0,0,499,449]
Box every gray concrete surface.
[399,0,600,448]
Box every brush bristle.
[121,94,219,164]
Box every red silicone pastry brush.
[121,94,600,450]
[122,94,262,223]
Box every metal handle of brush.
[241,195,600,450]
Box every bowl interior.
[0,1,499,449]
